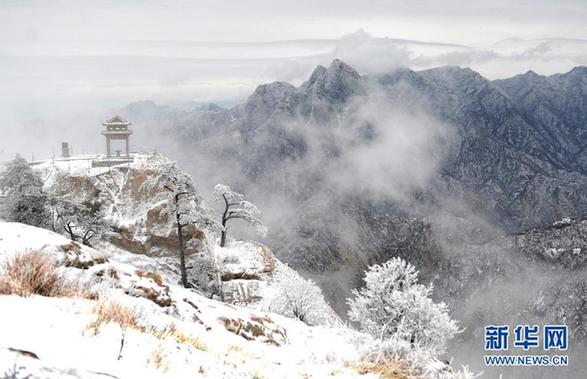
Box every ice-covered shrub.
[188,252,220,298]
[356,338,476,379]
[266,264,334,326]
[0,155,50,228]
[48,197,108,247]
[348,257,458,355]
[353,352,414,378]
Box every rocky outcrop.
[35,154,215,258]
[219,241,276,281]
[216,241,277,306]
[92,264,173,307]
[218,315,288,346]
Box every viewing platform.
[28,153,136,169]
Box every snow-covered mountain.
[132,60,587,231]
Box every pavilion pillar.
[106,137,111,158]
[125,137,130,157]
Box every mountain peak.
[301,59,362,102]
[504,69,546,83]
[326,59,360,78]
[307,65,327,86]
[419,65,488,89]
[251,81,296,99]
[523,69,540,77]
[193,103,224,112]
[565,65,587,77]
[377,66,418,83]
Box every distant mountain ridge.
[494,66,587,174]
[121,60,587,232]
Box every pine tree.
[214,184,266,247]
[162,162,199,288]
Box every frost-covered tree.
[49,198,107,247]
[0,155,49,228]
[163,166,198,288]
[214,184,267,247]
[266,265,334,326]
[158,159,222,292]
[347,257,458,355]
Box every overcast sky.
[2,0,586,44]
[0,0,586,148]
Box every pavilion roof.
[103,115,131,126]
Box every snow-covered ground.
[0,222,374,379]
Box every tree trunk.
[214,258,224,302]
[220,229,226,247]
[176,205,188,288]
[64,223,77,241]
[220,194,229,247]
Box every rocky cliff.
[34,154,214,258]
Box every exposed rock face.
[213,240,341,327]
[93,264,173,307]
[219,241,276,281]
[217,241,276,305]
[35,154,215,258]
[186,240,279,305]
[214,241,274,302]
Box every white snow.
[0,222,376,379]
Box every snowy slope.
[0,222,373,379]
[0,222,476,378]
